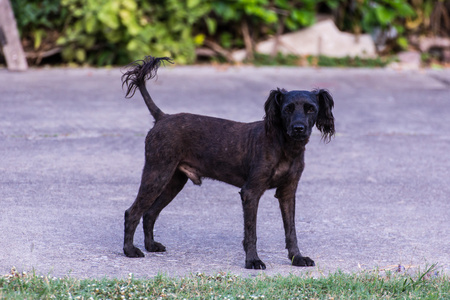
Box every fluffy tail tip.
[121,56,173,98]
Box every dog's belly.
[177,160,247,188]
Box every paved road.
[0,65,449,279]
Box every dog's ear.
[264,88,286,134]
[314,89,335,143]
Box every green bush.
[208,0,336,51]
[335,0,416,50]
[11,0,66,51]
[10,0,450,66]
[57,0,210,65]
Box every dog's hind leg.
[143,170,188,252]
[123,162,177,258]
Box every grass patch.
[251,53,395,68]
[1,265,448,299]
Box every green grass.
[251,53,395,68]
[1,265,448,299]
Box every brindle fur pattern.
[121,56,335,269]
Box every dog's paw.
[245,259,267,270]
[292,255,315,267]
[123,246,145,258]
[145,241,166,252]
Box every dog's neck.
[285,138,307,157]
[267,129,307,158]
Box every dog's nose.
[293,125,306,134]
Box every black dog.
[121,56,335,269]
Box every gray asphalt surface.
[0,65,449,279]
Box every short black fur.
[121,56,335,269]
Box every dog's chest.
[272,161,292,182]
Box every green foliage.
[12,0,63,31]
[335,0,416,50]
[11,0,449,65]
[211,0,277,24]
[362,0,415,33]
[56,0,210,65]
[11,0,66,50]
[209,0,334,50]
[210,0,340,30]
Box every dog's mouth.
[288,132,309,141]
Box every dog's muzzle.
[288,124,309,141]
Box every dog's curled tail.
[122,56,173,121]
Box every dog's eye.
[305,105,315,114]
[284,104,295,114]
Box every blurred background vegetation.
[10,0,450,66]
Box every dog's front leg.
[240,186,266,270]
[275,184,315,267]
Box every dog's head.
[264,88,335,143]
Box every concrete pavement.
[0,65,449,278]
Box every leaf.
[119,9,131,23]
[61,46,75,61]
[126,39,139,52]
[33,29,44,49]
[220,32,233,49]
[97,51,114,66]
[274,0,289,9]
[75,48,86,62]
[104,30,121,43]
[98,4,120,29]
[291,10,315,26]
[85,14,97,34]
[259,9,278,24]
[390,1,415,17]
[374,5,396,25]
[73,8,84,17]
[285,17,297,31]
[396,37,408,50]
[84,36,96,49]
[127,21,142,36]
[212,3,238,21]
[187,0,201,9]
[194,34,205,46]
[74,20,84,33]
[56,36,66,46]
[325,0,340,10]
[205,17,217,35]
[122,0,137,11]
